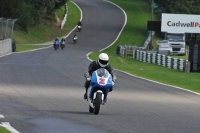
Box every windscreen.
[96,68,109,78]
[167,34,184,42]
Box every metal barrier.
[0,38,12,56]
[117,31,155,57]
[143,31,155,50]
[118,45,145,58]
[117,45,189,72]
[0,18,16,56]
[0,18,17,40]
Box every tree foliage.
[0,0,68,32]
[154,0,200,14]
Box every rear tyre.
[89,105,94,113]
[94,92,102,115]
[61,44,64,50]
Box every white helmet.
[98,53,109,67]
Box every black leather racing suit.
[84,61,117,91]
[77,22,82,26]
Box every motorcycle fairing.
[88,68,112,100]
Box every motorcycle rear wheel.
[61,44,65,50]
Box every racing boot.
[84,92,87,100]
[84,88,87,100]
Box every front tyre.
[94,92,102,115]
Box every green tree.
[0,0,21,18]
[17,1,33,32]
[154,0,200,14]
[0,0,68,32]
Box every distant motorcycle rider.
[73,34,78,38]
[54,37,60,50]
[73,34,78,40]
[73,34,78,43]
[84,53,117,100]
[60,37,65,50]
[77,20,82,26]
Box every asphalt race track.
[0,0,200,133]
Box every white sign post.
[161,13,200,33]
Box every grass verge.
[89,0,200,93]
[16,45,44,52]
[0,126,11,133]
[171,55,188,60]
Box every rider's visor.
[99,59,108,65]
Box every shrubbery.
[154,0,200,14]
[0,0,68,32]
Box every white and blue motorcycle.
[86,68,113,115]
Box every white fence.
[117,31,155,57]
[61,3,68,29]
[0,18,17,40]
[118,45,145,58]
[0,38,12,56]
[143,31,155,49]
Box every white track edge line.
[115,69,200,96]
[0,122,20,133]
[0,53,12,58]
[99,0,127,52]
[72,1,83,22]
[86,0,127,60]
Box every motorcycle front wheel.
[94,92,102,115]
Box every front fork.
[88,89,105,108]
[93,91,104,101]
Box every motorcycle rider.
[77,21,82,31]
[73,34,77,38]
[77,20,82,26]
[60,37,65,49]
[73,34,78,40]
[54,37,60,50]
[84,53,117,101]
